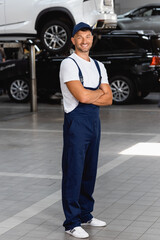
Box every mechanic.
[60,22,113,239]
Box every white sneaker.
[82,218,106,227]
[65,226,89,239]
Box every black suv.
[90,30,160,104]
[1,30,160,104]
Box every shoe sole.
[65,230,89,239]
[81,223,106,227]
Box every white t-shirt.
[60,53,109,113]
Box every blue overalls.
[62,57,102,231]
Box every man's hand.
[93,83,113,106]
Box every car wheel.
[40,20,72,54]
[110,76,136,104]
[8,78,30,103]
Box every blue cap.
[72,22,92,37]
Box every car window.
[111,37,141,51]
[92,36,112,53]
[92,35,142,53]
[152,7,160,16]
[139,36,160,54]
[132,7,160,18]
[132,8,152,17]
[143,9,152,17]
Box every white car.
[0,0,117,54]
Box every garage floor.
[0,93,160,240]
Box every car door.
[4,0,32,33]
[0,0,5,33]
[137,8,154,31]
[149,7,160,33]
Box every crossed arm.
[66,80,113,106]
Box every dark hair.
[79,27,92,34]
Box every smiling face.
[71,30,93,54]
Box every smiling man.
[60,22,112,239]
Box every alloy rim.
[111,80,130,102]
[44,25,67,50]
[10,80,29,101]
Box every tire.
[40,20,72,54]
[110,76,136,104]
[7,78,30,103]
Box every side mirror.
[128,13,134,18]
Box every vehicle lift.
[0,36,37,112]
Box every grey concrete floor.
[0,93,160,240]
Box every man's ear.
[71,37,75,45]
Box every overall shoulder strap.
[93,59,102,86]
[0,52,2,62]
[67,57,84,85]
